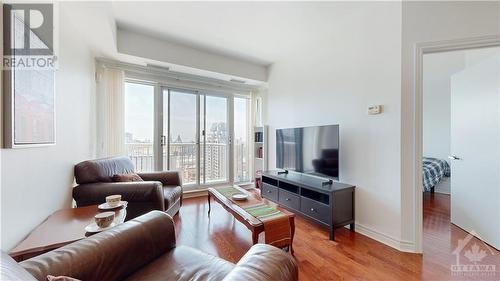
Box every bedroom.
[422,46,500,252]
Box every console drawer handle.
[310,208,316,212]
[267,190,271,193]
[285,198,290,201]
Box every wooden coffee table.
[207,186,295,253]
[9,205,127,261]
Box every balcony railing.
[126,143,155,172]
[125,142,249,184]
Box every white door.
[450,47,500,250]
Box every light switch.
[368,105,382,115]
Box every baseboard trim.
[355,223,416,253]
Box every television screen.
[276,125,339,179]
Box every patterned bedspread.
[423,157,450,192]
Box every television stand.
[261,170,355,241]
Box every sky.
[124,82,248,143]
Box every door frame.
[412,35,500,253]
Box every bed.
[423,157,450,192]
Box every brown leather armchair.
[73,156,182,219]
[1,211,298,281]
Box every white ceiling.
[112,2,358,66]
[61,2,389,82]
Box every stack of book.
[257,147,263,158]
[255,132,263,142]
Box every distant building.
[125,132,133,143]
[126,121,248,184]
[205,122,228,181]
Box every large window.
[124,82,154,172]
[125,80,252,188]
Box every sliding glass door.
[167,90,199,185]
[234,97,251,183]
[125,80,250,189]
[203,95,229,184]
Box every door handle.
[448,155,461,160]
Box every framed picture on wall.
[3,3,56,148]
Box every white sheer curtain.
[96,67,126,157]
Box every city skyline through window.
[124,81,251,186]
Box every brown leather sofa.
[1,211,298,281]
[73,156,182,219]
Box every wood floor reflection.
[172,191,499,280]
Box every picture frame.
[3,3,56,148]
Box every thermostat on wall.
[368,105,382,115]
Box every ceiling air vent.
[147,64,170,72]
[230,78,246,84]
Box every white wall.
[0,8,96,250]
[422,51,465,162]
[422,48,497,162]
[401,1,500,252]
[422,76,451,161]
[266,2,405,248]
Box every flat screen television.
[276,124,339,180]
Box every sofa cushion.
[0,251,37,281]
[221,244,298,281]
[124,246,234,281]
[75,156,135,184]
[112,173,143,182]
[21,211,175,281]
[163,185,182,209]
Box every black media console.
[261,170,355,240]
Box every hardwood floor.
[422,192,499,281]
[173,191,500,280]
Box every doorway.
[421,46,500,252]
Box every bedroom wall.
[422,48,497,163]
[266,2,405,249]
[401,1,500,252]
[422,52,467,162]
[0,6,96,250]
[422,76,451,161]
